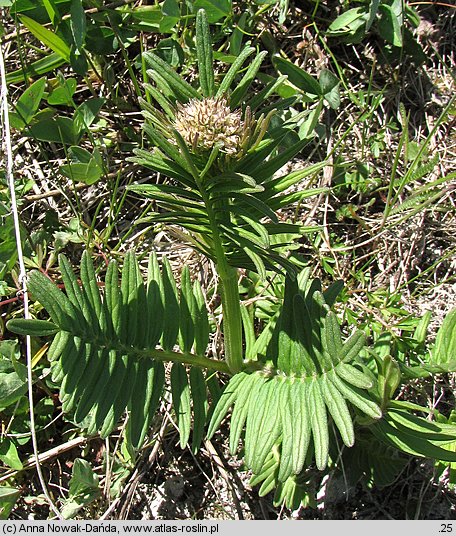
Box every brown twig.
[0,436,93,484]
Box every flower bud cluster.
[173,96,245,155]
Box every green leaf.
[308,379,329,470]
[254,138,311,185]
[229,373,259,453]
[162,0,180,18]
[6,318,59,337]
[413,310,431,344]
[125,5,162,32]
[0,343,21,376]
[336,362,373,390]
[73,98,105,135]
[298,101,323,139]
[0,486,20,520]
[229,11,247,55]
[130,148,194,185]
[179,266,196,353]
[272,56,321,96]
[372,418,456,462]
[60,339,87,413]
[28,116,78,145]
[14,253,210,447]
[206,371,223,408]
[378,2,403,47]
[160,0,180,32]
[207,172,263,194]
[241,303,256,361]
[100,356,136,439]
[61,459,100,519]
[171,363,191,448]
[322,311,343,363]
[128,360,164,448]
[216,45,255,97]
[243,374,266,455]
[19,15,70,61]
[131,191,203,214]
[230,50,268,108]
[104,260,121,339]
[238,194,279,223]
[432,308,456,365]
[58,254,89,334]
[207,373,246,438]
[247,74,288,110]
[366,0,380,31]
[193,280,210,357]
[47,331,70,362]
[263,162,326,197]
[144,51,200,102]
[0,361,28,408]
[377,355,401,406]
[244,247,266,279]
[161,258,180,351]
[341,435,408,489]
[267,277,296,374]
[70,0,86,52]
[0,438,23,470]
[193,0,231,23]
[196,9,214,97]
[47,77,77,105]
[190,367,207,453]
[319,69,340,109]
[73,348,110,425]
[248,379,282,475]
[323,280,344,307]
[60,147,103,185]
[387,410,456,442]
[277,381,293,481]
[291,294,321,375]
[92,353,127,436]
[341,330,366,363]
[43,0,60,26]
[321,375,354,447]
[144,253,163,348]
[10,77,46,130]
[6,53,66,85]
[141,90,175,121]
[328,369,382,420]
[155,38,184,68]
[251,451,279,494]
[327,7,369,38]
[288,380,311,478]
[120,252,144,347]
[70,50,87,79]
[143,124,188,170]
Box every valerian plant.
[8,10,456,510]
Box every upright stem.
[175,135,244,374]
[218,263,243,374]
[196,183,243,373]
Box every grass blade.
[19,15,70,61]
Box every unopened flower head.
[173,96,245,155]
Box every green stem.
[136,347,231,374]
[141,346,267,376]
[218,264,244,373]
[197,185,243,374]
[173,134,244,373]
